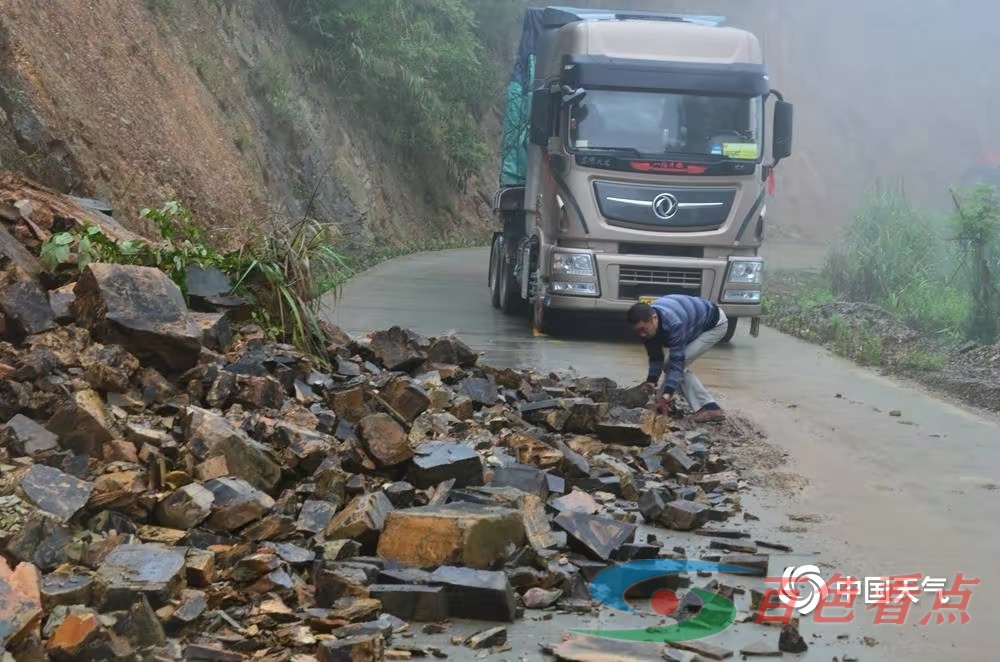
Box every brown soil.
[713,414,809,496]
[0,1,493,250]
[918,345,1000,413]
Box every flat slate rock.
[19,464,94,522]
[554,511,637,561]
[96,544,186,610]
[549,632,673,661]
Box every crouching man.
[627,294,729,423]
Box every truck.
[487,6,794,342]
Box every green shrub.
[820,180,1000,345]
[823,182,967,340]
[948,183,1000,343]
[40,201,350,364]
[281,0,521,184]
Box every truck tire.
[720,317,739,344]
[498,246,521,314]
[488,235,502,308]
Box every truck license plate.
[639,296,656,304]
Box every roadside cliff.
[3,0,998,253]
[0,0,497,254]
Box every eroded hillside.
[3,0,999,251]
[0,0,496,252]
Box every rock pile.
[0,176,796,661]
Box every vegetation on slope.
[763,181,1000,411]
[39,200,348,363]
[281,0,528,186]
[20,1,540,362]
[37,197,488,364]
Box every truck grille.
[618,266,702,299]
[620,267,701,287]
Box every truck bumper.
[544,253,763,317]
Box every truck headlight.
[721,289,761,303]
[551,282,598,295]
[551,252,595,277]
[726,259,762,284]
[550,251,599,297]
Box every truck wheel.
[720,317,739,344]
[488,236,502,309]
[498,247,521,314]
[532,298,565,335]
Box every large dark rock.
[71,262,202,372]
[0,279,57,340]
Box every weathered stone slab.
[44,388,114,456]
[381,376,430,422]
[95,544,186,610]
[594,407,662,446]
[0,278,57,339]
[406,441,484,489]
[488,464,548,498]
[154,483,215,530]
[358,413,412,466]
[39,570,95,609]
[72,263,202,372]
[368,583,448,622]
[661,500,710,531]
[367,326,427,372]
[426,335,478,368]
[553,511,637,561]
[317,633,386,661]
[189,311,233,352]
[184,407,282,492]
[671,638,735,660]
[0,559,42,650]
[324,492,394,551]
[719,553,769,577]
[549,632,672,661]
[377,503,525,569]
[429,566,517,622]
[19,464,93,522]
[1,413,58,456]
[202,477,275,532]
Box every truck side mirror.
[772,99,793,162]
[529,89,555,146]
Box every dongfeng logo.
[652,192,680,220]
[575,559,757,643]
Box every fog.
[527,0,1000,243]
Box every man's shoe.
[692,407,725,423]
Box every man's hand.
[655,393,672,415]
[641,381,657,393]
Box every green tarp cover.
[499,9,543,188]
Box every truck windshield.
[567,89,763,160]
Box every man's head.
[627,303,658,340]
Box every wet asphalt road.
[321,244,999,661]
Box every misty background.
[521,0,1000,243]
